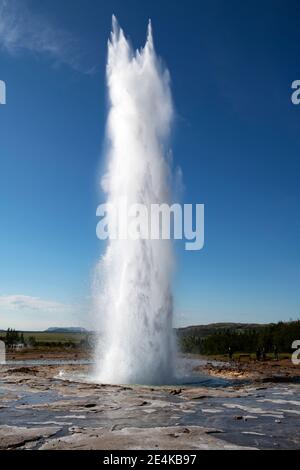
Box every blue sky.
[0,0,299,330]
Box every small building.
[14,343,25,350]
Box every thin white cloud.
[0,294,89,330]
[0,294,72,313]
[0,0,94,73]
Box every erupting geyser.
[94,17,175,385]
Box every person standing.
[256,348,261,361]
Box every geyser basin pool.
[94,17,175,385]
[58,371,237,388]
[54,358,239,388]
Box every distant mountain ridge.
[45,327,88,333]
[0,322,283,335]
[177,322,266,338]
[45,323,265,336]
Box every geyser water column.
[94,17,175,385]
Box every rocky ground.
[0,361,300,450]
[196,358,300,382]
[6,349,89,361]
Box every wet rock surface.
[0,425,61,450]
[0,364,299,450]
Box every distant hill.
[0,322,285,337]
[179,320,300,355]
[177,322,266,338]
[45,327,88,333]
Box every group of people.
[256,345,279,361]
[227,345,279,361]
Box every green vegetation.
[4,329,24,347]
[0,329,94,350]
[178,320,300,356]
[1,321,299,356]
[21,331,87,344]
